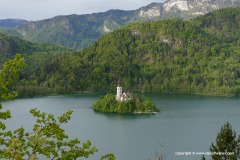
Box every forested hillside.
[29,7,240,96]
[0,32,74,96]
[0,32,73,69]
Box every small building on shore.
[116,84,131,101]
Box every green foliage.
[93,93,159,113]
[0,54,26,100]
[100,153,116,160]
[0,55,25,158]
[0,108,98,160]
[34,7,240,96]
[210,122,240,160]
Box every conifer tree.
[201,155,206,160]
[210,122,240,160]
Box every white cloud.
[0,0,165,20]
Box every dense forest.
[0,32,73,65]
[28,7,240,96]
[2,7,240,97]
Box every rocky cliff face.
[138,0,240,19]
[0,0,240,50]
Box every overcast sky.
[0,0,166,21]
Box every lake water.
[2,94,240,160]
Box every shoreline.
[16,90,238,100]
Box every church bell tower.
[116,81,122,101]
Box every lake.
[2,94,240,160]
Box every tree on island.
[93,93,159,113]
[210,122,240,160]
[0,54,115,159]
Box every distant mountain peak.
[1,0,240,50]
[0,19,27,28]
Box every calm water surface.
[2,94,240,160]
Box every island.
[93,84,160,114]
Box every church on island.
[93,82,159,113]
[116,84,131,101]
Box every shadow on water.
[93,110,157,120]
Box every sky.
[0,0,166,21]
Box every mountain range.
[0,0,239,50]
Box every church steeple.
[116,81,122,101]
[117,80,121,87]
